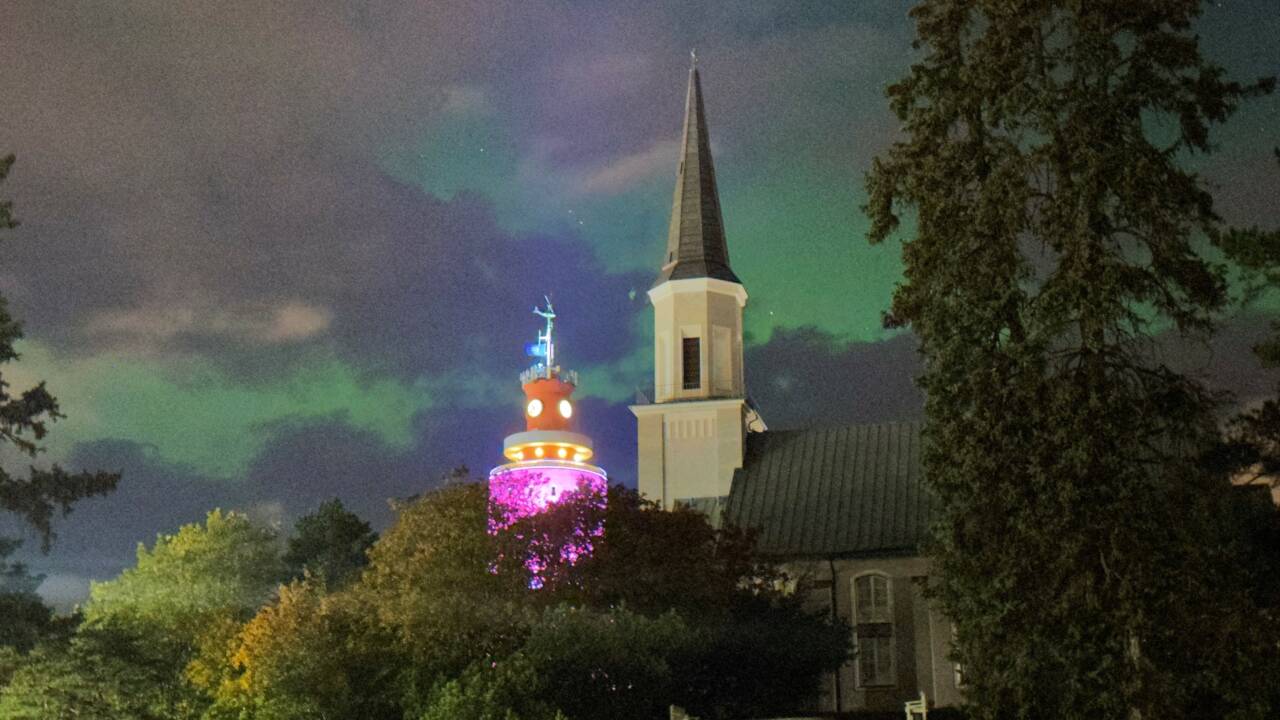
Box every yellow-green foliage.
[358,483,531,674]
[70,509,287,717]
[197,579,394,720]
[186,484,847,720]
[86,509,285,643]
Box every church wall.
[663,410,722,499]
[631,398,746,509]
[782,555,961,714]
[635,413,665,504]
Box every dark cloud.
[745,327,924,430]
[1162,313,1280,409]
[318,178,651,380]
[8,440,227,599]
[1,0,655,382]
[744,316,1280,436]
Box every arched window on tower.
[852,572,896,688]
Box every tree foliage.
[0,626,197,720]
[0,152,119,690]
[419,605,691,720]
[196,579,399,720]
[19,509,291,719]
[283,498,377,589]
[865,2,1278,718]
[207,482,846,720]
[86,509,286,642]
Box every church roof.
[724,422,930,558]
[655,65,740,287]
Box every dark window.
[682,337,701,390]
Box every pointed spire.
[655,59,740,286]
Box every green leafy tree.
[359,482,533,703]
[283,498,377,589]
[512,485,848,719]
[420,606,690,720]
[527,485,775,616]
[60,509,289,718]
[206,483,527,719]
[195,579,399,720]
[0,624,198,720]
[417,650,566,720]
[865,2,1278,718]
[86,509,286,641]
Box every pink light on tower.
[489,299,606,580]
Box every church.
[630,64,963,715]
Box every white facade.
[632,277,749,509]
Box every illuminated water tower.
[489,299,607,534]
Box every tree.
[67,509,287,718]
[283,498,377,589]
[86,509,286,641]
[0,538,54,653]
[208,483,528,719]
[508,485,848,719]
[194,579,399,720]
[419,606,691,720]
[865,2,1278,718]
[0,155,118,551]
[527,485,775,617]
[0,625,199,720]
[0,153,118,678]
[362,482,531,666]
[209,482,846,720]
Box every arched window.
[852,572,895,687]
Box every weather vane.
[690,48,698,68]
[533,296,556,377]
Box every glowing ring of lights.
[503,441,594,463]
[558,399,573,419]
[527,399,544,417]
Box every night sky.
[2,2,1277,607]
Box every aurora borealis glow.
[0,2,1276,607]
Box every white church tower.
[631,61,761,510]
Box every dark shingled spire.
[655,63,740,286]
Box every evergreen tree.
[283,498,377,589]
[0,155,118,550]
[865,2,1278,718]
[0,153,119,672]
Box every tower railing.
[521,364,578,386]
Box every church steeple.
[633,59,752,510]
[657,60,740,286]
